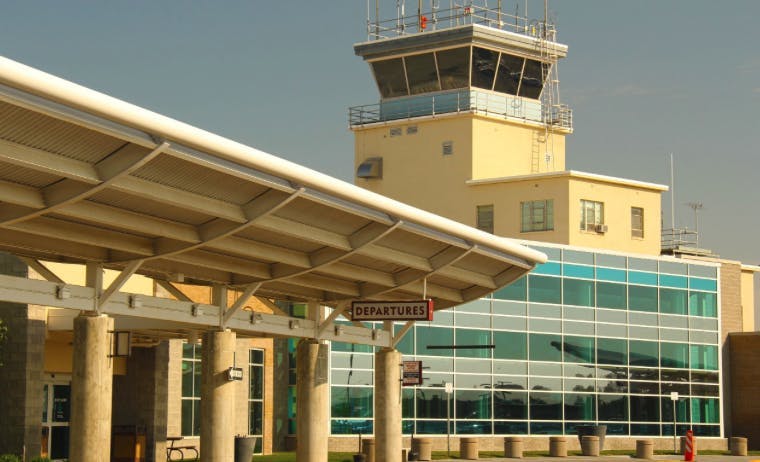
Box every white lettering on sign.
[402,361,423,386]
[351,300,433,321]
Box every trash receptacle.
[235,435,257,462]
[576,425,606,451]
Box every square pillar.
[200,329,237,461]
[69,313,114,462]
[375,348,402,462]
[296,339,329,462]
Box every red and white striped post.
[683,429,694,461]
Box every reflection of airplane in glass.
[550,340,657,368]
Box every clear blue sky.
[1,1,758,314]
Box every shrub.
[0,454,22,462]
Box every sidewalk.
[433,457,759,462]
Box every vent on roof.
[406,125,418,135]
[442,141,454,155]
[356,157,383,179]
[390,127,402,137]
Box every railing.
[661,228,714,256]
[349,89,572,129]
[367,2,556,41]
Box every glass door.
[41,376,71,461]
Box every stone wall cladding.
[729,333,760,450]
[328,436,728,452]
[719,261,743,437]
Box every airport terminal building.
[0,2,758,462]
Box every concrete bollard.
[549,436,567,457]
[412,438,432,461]
[635,439,654,459]
[362,438,375,462]
[504,436,524,458]
[730,437,748,456]
[460,437,479,460]
[581,436,600,457]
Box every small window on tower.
[631,207,644,238]
[390,127,402,137]
[477,205,494,234]
[442,141,453,155]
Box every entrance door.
[41,376,71,461]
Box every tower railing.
[367,2,552,40]
[349,89,572,130]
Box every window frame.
[476,204,494,234]
[181,343,202,437]
[631,206,644,238]
[580,199,604,231]
[521,199,554,233]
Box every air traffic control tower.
[350,2,667,257]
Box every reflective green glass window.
[533,261,561,275]
[528,275,561,304]
[402,388,415,418]
[371,58,408,98]
[689,277,717,291]
[563,336,594,363]
[597,338,627,365]
[494,276,526,301]
[332,341,373,353]
[662,397,690,423]
[689,292,717,318]
[564,264,594,279]
[530,392,562,420]
[597,282,627,309]
[456,390,491,419]
[564,393,595,420]
[456,329,491,358]
[493,331,527,360]
[660,342,689,369]
[691,398,720,424]
[629,340,658,367]
[690,345,718,371]
[597,267,626,282]
[471,47,498,90]
[416,326,453,356]
[405,52,440,94]
[394,324,414,355]
[563,278,594,307]
[416,388,450,418]
[494,53,523,94]
[660,288,687,315]
[493,390,528,419]
[660,274,688,289]
[629,285,658,312]
[598,394,628,421]
[529,333,562,362]
[436,47,470,90]
[630,396,660,422]
[331,387,372,418]
[629,271,658,286]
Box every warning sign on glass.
[402,360,423,386]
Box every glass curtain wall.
[328,246,721,437]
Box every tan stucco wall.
[472,116,566,179]
[567,178,662,255]
[740,269,756,332]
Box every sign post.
[670,392,679,453]
[445,382,453,458]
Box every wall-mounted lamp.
[334,325,344,336]
[289,320,300,330]
[250,313,264,325]
[110,331,132,357]
[371,328,378,340]
[191,304,202,317]
[128,295,142,309]
[56,285,70,300]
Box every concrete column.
[200,329,237,462]
[375,348,402,462]
[296,339,329,462]
[69,313,114,462]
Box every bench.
[166,436,199,461]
